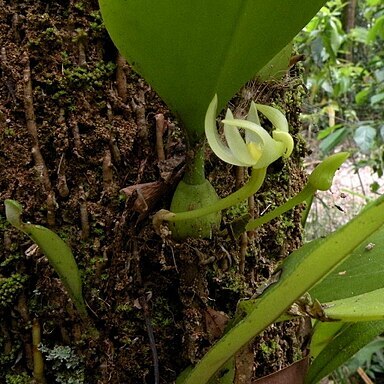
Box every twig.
[12,13,21,42]
[69,116,82,157]
[132,83,148,145]
[57,153,69,197]
[155,113,166,162]
[109,130,122,164]
[79,185,90,240]
[116,52,127,102]
[357,367,373,384]
[78,41,87,66]
[102,149,114,191]
[247,194,255,240]
[235,167,248,274]
[46,193,56,228]
[139,296,159,384]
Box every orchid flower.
[205,95,294,168]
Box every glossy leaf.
[177,194,384,384]
[99,0,327,142]
[5,200,87,318]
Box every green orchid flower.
[205,94,294,168]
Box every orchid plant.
[156,96,347,239]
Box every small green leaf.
[4,200,87,318]
[355,88,370,105]
[353,125,376,153]
[317,123,343,140]
[370,92,384,106]
[319,127,348,154]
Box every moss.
[260,339,280,357]
[5,373,31,384]
[0,274,28,309]
[225,200,249,221]
[0,338,22,375]
[0,253,23,268]
[62,62,116,90]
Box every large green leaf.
[5,200,87,318]
[304,218,384,383]
[310,225,384,302]
[99,0,327,142]
[177,194,384,384]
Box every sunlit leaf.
[310,225,384,302]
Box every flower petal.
[247,102,261,125]
[273,131,294,158]
[222,119,285,168]
[205,95,248,167]
[255,104,289,132]
[224,115,257,166]
[245,102,262,144]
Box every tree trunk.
[0,1,308,383]
[342,0,357,61]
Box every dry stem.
[23,52,56,225]
[155,113,166,162]
[116,52,127,102]
[79,185,90,240]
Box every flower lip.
[205,95,294,168]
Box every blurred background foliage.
[297,1,384,382]
[296,0,384,181]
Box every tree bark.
[0,1,308,383]
[342,0,357,61]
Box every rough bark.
[0,1,309,383]
[342,0,357,61]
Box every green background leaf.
[353,125,376,153]
[99,0,327,142]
